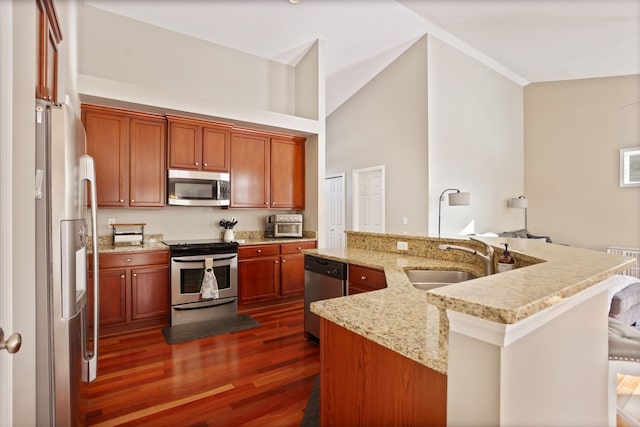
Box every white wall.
[10,3,37,424]
[326,36,429,235]
[525,75,640,250]
[81,5,294,116]
[427,36,525,237]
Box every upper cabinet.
[167,115,231,173]
[230,129,305,209]
[270,136,305,210]
[82,104,167,208]
[230,130,270,208]
[36,0,62,102]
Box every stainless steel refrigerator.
[35,99,100,426]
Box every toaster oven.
[266,214,303,238]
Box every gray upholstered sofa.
[498,228,552,243]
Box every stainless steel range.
[163,239,239,326]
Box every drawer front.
[348,265,386,290]
[280,241,316,255]
[239,244,280,259]
[97,251,169,269]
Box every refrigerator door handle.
[80,154,99,382]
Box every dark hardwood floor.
[85,299,319,426]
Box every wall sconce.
[510,195,529,229]
[438,188,471,238]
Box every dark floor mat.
[162,314,260,345]
[300,375,319,427]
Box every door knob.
[0,328,22,354]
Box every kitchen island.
[308,231,635,426]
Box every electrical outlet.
[397,241,408,251]
[402,216,408,225]
[107,218,116,227]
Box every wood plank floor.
[85,299,640,426]
[85,300,319,426]
[617,374,640,427]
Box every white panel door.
[325,174,345,249]
[353,166,385,233]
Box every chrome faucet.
[438,237,495,275]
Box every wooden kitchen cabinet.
[238,244,280,304]
[230,129,305,209]
[167,115,231,172]
[348,264,386,295]
[230,130,270,208]
[280,241,316,297]
[270,136,305,209]
[82,104,166,208]
[88,250,170,337]
[238,241,317,304]
[36,0,62,102]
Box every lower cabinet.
[348,264,387,295]
[89,250,170,337]
[238,241,317,305]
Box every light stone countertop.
[307,238,635,374]
[94,234,316,254]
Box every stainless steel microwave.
[167,169,230,207]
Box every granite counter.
[307,235,635,375]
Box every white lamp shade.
[510,197,529,209]
[449,192,470,206]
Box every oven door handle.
[172,255,237,263]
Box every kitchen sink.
[405,269,476,290]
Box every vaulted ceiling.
[85,0,640,114]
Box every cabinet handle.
[120,199,124,203]
[121,274,125,279]
[275,260,279,264]
[361,275,367,280]
[257,249,262,253]
[195,162,199,166]
[133,273,137,277]
[272,202,275,205]
[297,247,302,251]
[282,259,286,263]
[131,199,135,203]
[126,258,131,263]
[204,163,208,167]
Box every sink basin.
[405,269,476,290]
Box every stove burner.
[163,239,239,257]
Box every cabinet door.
[168,120,201,170]
[36,0,62,102]
[131,265,170,321]
[202,126,230,172]
[230,132,270,208]
[238,256,280,304]
[348,265,386,295]
[270,137,305,209]
[280,253,305,297]
[279,242,316,297]
[129,117,167,207]
[83,109,128,207]
[97,268,127,326]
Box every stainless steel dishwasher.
[304,255,347,341]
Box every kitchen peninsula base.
[320,319,446,426]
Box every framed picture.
[620,147,640,187]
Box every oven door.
[170,253,238,305]
[275,222,303,237]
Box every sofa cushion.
[609,282,640,325]
[608,317,640,362]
